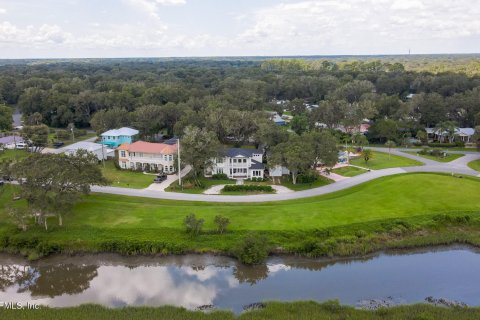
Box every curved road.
[91,149,480,203]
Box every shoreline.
[0,300,479,320]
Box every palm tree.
[362,149,373,166]
[385,140,396,159]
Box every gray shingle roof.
[224,148,261,158]
[250,160,264,169]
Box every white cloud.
[125,0,186,19]
[233,0,480,54]
[0,8,6,14]
[0,0,479,57]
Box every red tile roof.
[122,141,177,154]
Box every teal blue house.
[100,127,139,148]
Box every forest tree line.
[0,58,480,147]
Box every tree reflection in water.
[0,264,38,292]
[0,263,99,298]
[233,264,269,285]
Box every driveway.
[145,166,192,192]
[91,149,480,203]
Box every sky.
[0,0,479,58]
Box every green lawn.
[1,173,480,258]
[48,130,97,147]
[101,161,154,189]
[0,149,29,161]
[331,166,367,177]
[279,175,332,191]
[405,151,464,163]
[166,176,236,194]
[350,151,423,169]
[368,144,479,152]
[62,173,480,231]
[469,160,480,172]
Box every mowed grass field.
[405,151,464,163]
[101,161,154,189]
[1,173,479,258]
[1,173,479,231]
[331,166,367,177]
[350,151,423,169]
[62,174,480,231]
[469,159,480,172]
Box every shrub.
[427,142,457,148]
[297,173,318,184]
[74,129,87,137]
[214,215,230,234]
[222,185,274,193]
[211,173,228,180]
[232,234,269,265]
[56,130,70,140]
[184,214,204,236]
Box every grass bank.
[350,151,423,169]
[0,173,480,259]
[1,301,479,320]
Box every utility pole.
[177,138,182,187]
[101,142,105,168]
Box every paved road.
[91,148,480,202]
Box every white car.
[15,143,27,149]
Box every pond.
[0,247,478,312]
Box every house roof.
[101,127,139,137]
[120,141,177,154]
[455,128,475,136]
[272,114,285,123]
[63,141,103,152]
[250,159,264,169]
[0,136,24,144]
[224,148,262,158]
[425,127,474,136]
[163,137,179,145]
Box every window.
[121,161,126,168]
[243,158,247,163]
[217,158,223,163]
[120,151,126,157]
[169,166,173,172]
[169,155,173,161]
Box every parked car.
[153,174,167,183]
[53,141,64,148]
[15,142,27,149]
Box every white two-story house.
[207,148,265,179]
[118,141,177,173]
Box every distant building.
[58,141,114,161]
[273,114,286,126]
[100,127,139,148]
[0,135,24,150]
[118,141,177,173]
[207,148,264,179]
[426,127,475,143]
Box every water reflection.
[0,247,479,313]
